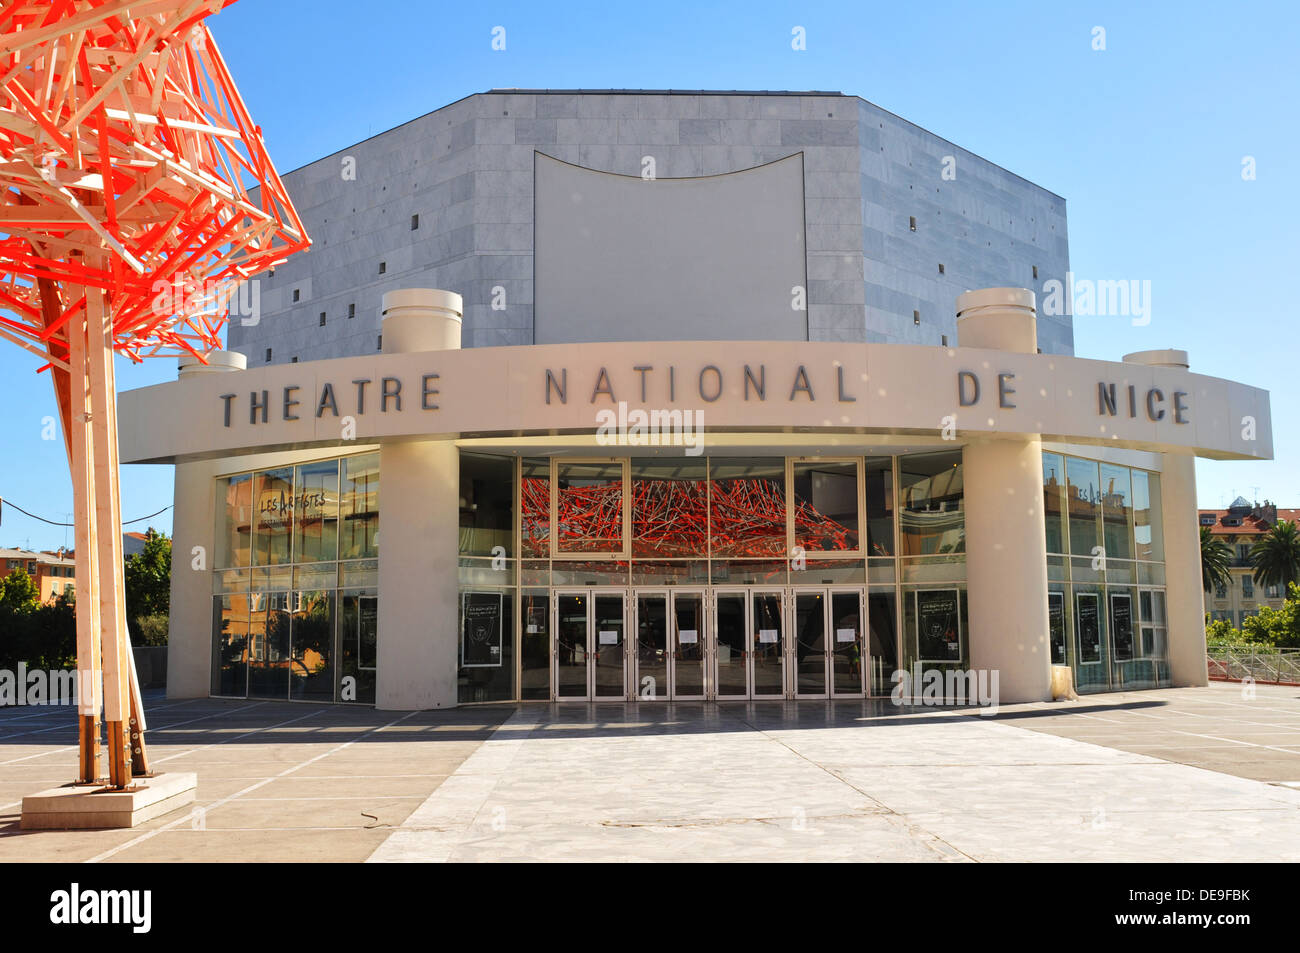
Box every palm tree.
[1201,526,1232,594]
[1251,519,1300,589]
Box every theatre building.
[116,91,1273,709]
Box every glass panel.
[793,591,827,695]
[215,473,253,569]
[631,458,709,557]
[549,561,629,587]
[294,562,338,591]
[635,595,668,699]
[913,588,962,664]
[900,556,967,585]
[830,591,864,695]
[252,467,294,566]
[1042,452,1067,555]
[629,560,710,585]
[338,591,377,704]
[751,592,785,697]
[293,460,340,563]
[556,462,625,554]
[593,594,626,698]
[1065,457,1101,558]
[792,461,860,553]
[459,557,516,587]
[211,594,248,696]
[672,593,707,697]
[1133,470,1164,562]
[715,593,748,697]
[459,453,514,557]
[520,458,550,558]
[290,590,335,701]
[899,451,964,556]
[710,559,786,586]
[867,591,897,695]
[214,568,251,595]
[459,591,514,703]
[340,559,378,589]
[247,592,290,698]
[1100,464,1134,561]
[865,456,895,557]
[1073,587,1109,694]
[791,558,865,584]
[521,591,550,700]
[521,560,550,587]
[708,457,787,557]
[1048,591,1067,665]
[556,594,588,698]
[339,453,379,560]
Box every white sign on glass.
[758,628,778,643]
[598,630,619,645]
[679,629,698,644]
[835,627,856,643]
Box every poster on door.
[1076,592,1101,663]
[1048,592,1066,665]
[462,592,503,668]
[1110,592,1134,662]
[916,589,960,663]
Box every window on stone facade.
[909,216,917,231]
[292,288,300,302]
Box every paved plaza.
[3,682,1299,862]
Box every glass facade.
[207,444,1168,706]
[457,452,968,703]
[212,451,379,703]
[1042,451,1168,693]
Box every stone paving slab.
[367,686,1300,863]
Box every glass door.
[634,591,669,700]
[555,591,590,700]
[829,588,865,697]
[713,591,750,699]
[791,589,828,698]
[750,591,786,698]
[592,592,628,700]
[671,590,707,699]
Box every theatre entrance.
[547,586,867,701]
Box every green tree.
[1251,519,1300,590]
[124,528,171,644]
[1200,526,1232,594]
[0,566,40,612]
[1240,582,1300,649]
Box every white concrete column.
[958,288,1053,703]
[376,289,463,710]
[1123,349,1206,687]
[168,350,246,698]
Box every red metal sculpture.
[0,1,309,789]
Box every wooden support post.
[127,642,151,776]
[68,302,102,784]
[86,281,134,789]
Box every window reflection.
[792,461,860,553]
[899,451,964,556]
[555,462,624,554]
[631,458,708,557]
[708,458,787,557]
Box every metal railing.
[1207,646,1300,684]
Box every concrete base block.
[21,772,197,830]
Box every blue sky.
[1,0,1296,550]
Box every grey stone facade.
[231,90,1070,363]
